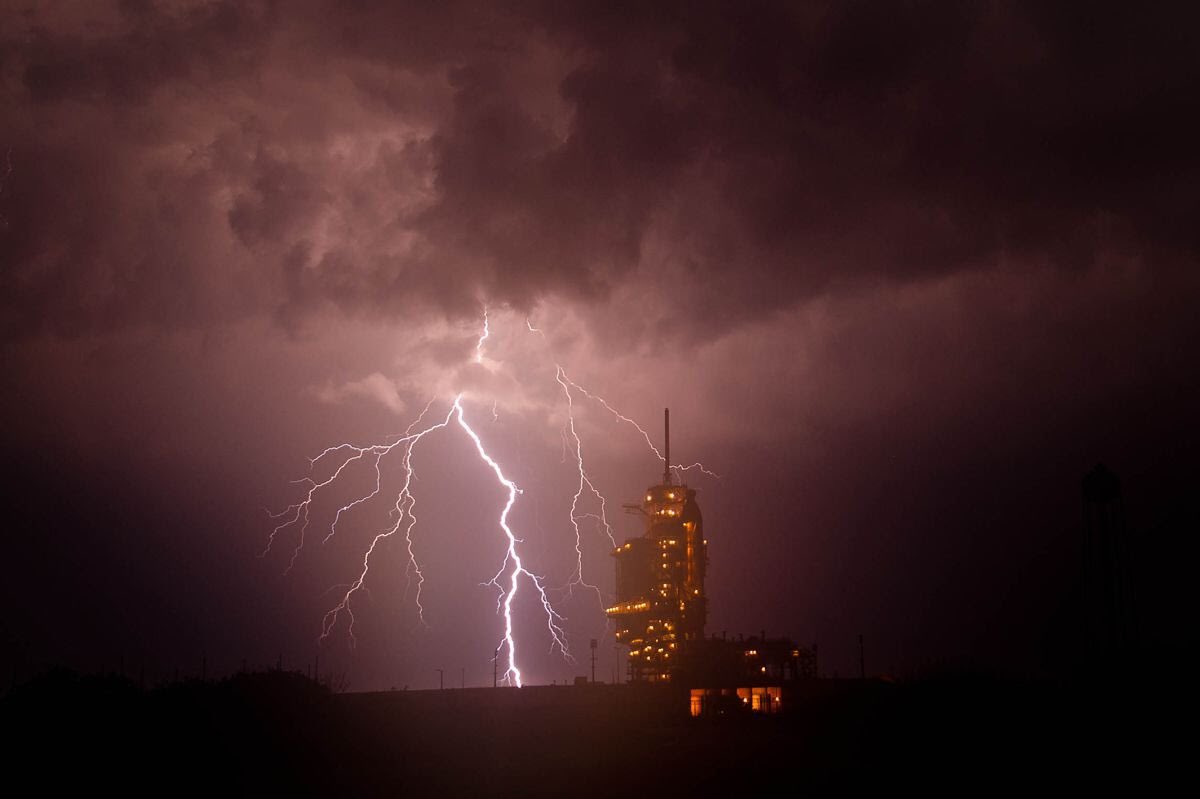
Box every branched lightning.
[317,403,456,645]
[267,308,718,686]
[558,372,721,479]
[263,443,383,573]
[554,366,615,607]
[454,395,570,685]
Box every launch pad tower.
[606,410,708,682]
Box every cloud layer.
[3,1,1196,339]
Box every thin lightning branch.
[475,308,490,362]
[554,366,615,607]
[263,445,380,573]
[319,403,458,646]
[264,406,443,571]
[558,371,722,479]
[394,399,439,625]
[324,451,384,545]
[522,322,718,478]
[360,397,438,624]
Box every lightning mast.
[607,409,708,682]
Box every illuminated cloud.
[312,372,407,415]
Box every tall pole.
[858,634,865,680]
[590,639,597,684]
[493,647,499,688]
[663,408,671,485]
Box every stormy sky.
[2,1,1197,689]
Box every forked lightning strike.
[266,310,717,686]
[454,397,570,684]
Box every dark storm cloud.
[2,1,1197,337]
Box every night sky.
[2,1,1197,691]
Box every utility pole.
[436,668,444,690]
[461,667,465,689]
[858,634,865,680]
[590,639,597,684]
[493,647,499,688]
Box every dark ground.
[1,667,1189,795]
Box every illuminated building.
[683,633,817,716]
[606,409,707,682]
[606,409,819,713]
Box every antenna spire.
[663,407,671,485]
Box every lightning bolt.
[454,396,569,686]
[267,308,718,687]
